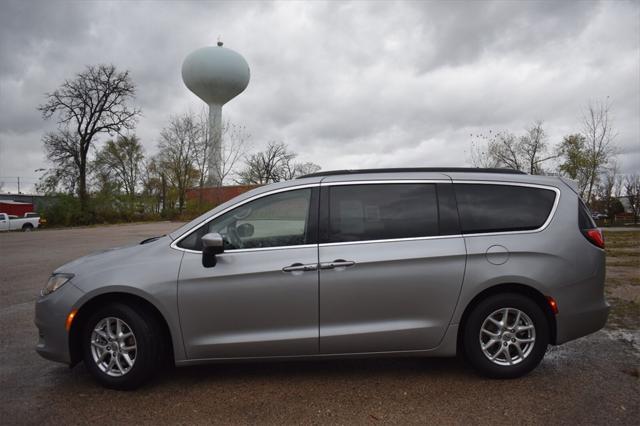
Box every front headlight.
[41,273,74,296]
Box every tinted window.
[578,199,596,230]
[178,188,312,251]
[454,184,556,234]
[328,184,438,242]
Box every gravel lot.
[1,223,638,425]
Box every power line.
[0,176,42,194]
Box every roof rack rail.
[298,167,526,179]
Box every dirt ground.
[0,223,638,425]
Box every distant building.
[0,200,34,216]
[0,193,52,212]
[185,185,258,207]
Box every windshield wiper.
[140,235,165,245]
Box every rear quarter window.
[454,183,556,234]
[578,199,597,230]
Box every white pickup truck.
[0,213,40,231]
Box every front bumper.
[34,281,84,364]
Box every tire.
[462,293,549,379]
[22,224,33,232]
[81,302,164,390]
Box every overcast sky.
[0,0,638,193]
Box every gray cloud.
[0,0,638,193]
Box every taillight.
[583,228,605,249]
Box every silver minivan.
[35,168,609,389]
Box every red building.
[0,200,34,216]
[185,185,259,207]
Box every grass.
[607,276,640,288]
[604,232,640,248]
[603,230,640,331]
[606,298,640,330]
[607,258,640,268]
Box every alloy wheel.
[479,307,536,366]
[90,317,137,377]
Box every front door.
[318,182,466,354]
[177,187,320,359]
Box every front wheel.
[462,293,549,379]
[82,303,164,389]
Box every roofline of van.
[298,168,526,179]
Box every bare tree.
[519,121,554,174]
[140,157,164,214]
[471,122,553,174]
[613,173,624,199]
[193,109,251,195]
[281,161,321,180]
[94,135,144,210]
[216,121,251,185]
[469,131,500,168]
[595,161,620,216]
[582,99,617,204]
[157,114,200,212]
[36,129,81,194]
[487,131,523,171]
[624,174,640,224]
[38,64,141,212]
[237,141,294,184]
[237,141,320,184]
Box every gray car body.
[35,171,609,367]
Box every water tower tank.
[181,42,250,186]
[181,43,250,106]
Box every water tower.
[182,41,250,185]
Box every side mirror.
[202,232,224,268]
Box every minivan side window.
[454,183,556,234]
[578,199,597,230]
[178,188,312,251]
[327,184,438,243]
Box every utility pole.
[17,177,20,194]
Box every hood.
[54,235,173,278]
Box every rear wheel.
[462,293,549,378]
[82,302,164,389]
[22,224,33,232]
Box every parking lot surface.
[1,223,638,425]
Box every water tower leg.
[207,103,223,187]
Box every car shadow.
[153,356,473,387]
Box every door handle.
[320,259,356,270]
[282,263,318,272]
